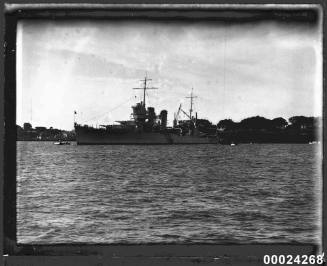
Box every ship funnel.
[147,107,156,124]
[160,110,168,129]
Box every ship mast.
[186,88,197,120]
[133,75,158,107]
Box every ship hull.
[75,126,217,145]
[170,134,217,144]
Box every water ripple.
[17,142,321,244]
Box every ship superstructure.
[74,77,218,144]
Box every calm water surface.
[17,142,321,244]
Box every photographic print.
[16,7,322,245]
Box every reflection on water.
[17,142,321,244]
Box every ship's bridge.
[132,101,147,123]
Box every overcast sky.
[17,18,321,130]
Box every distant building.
[35,127,47,132]
[23,122,32,131]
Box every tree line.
[17,123,76,141]
[216,116,320,144]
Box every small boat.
[230,143,236,146]
[54,141,70,145]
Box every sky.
[17,17,322,130]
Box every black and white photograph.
[15,6,322,247]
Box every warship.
[74,77,218,145]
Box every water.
[17,142,322,244]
